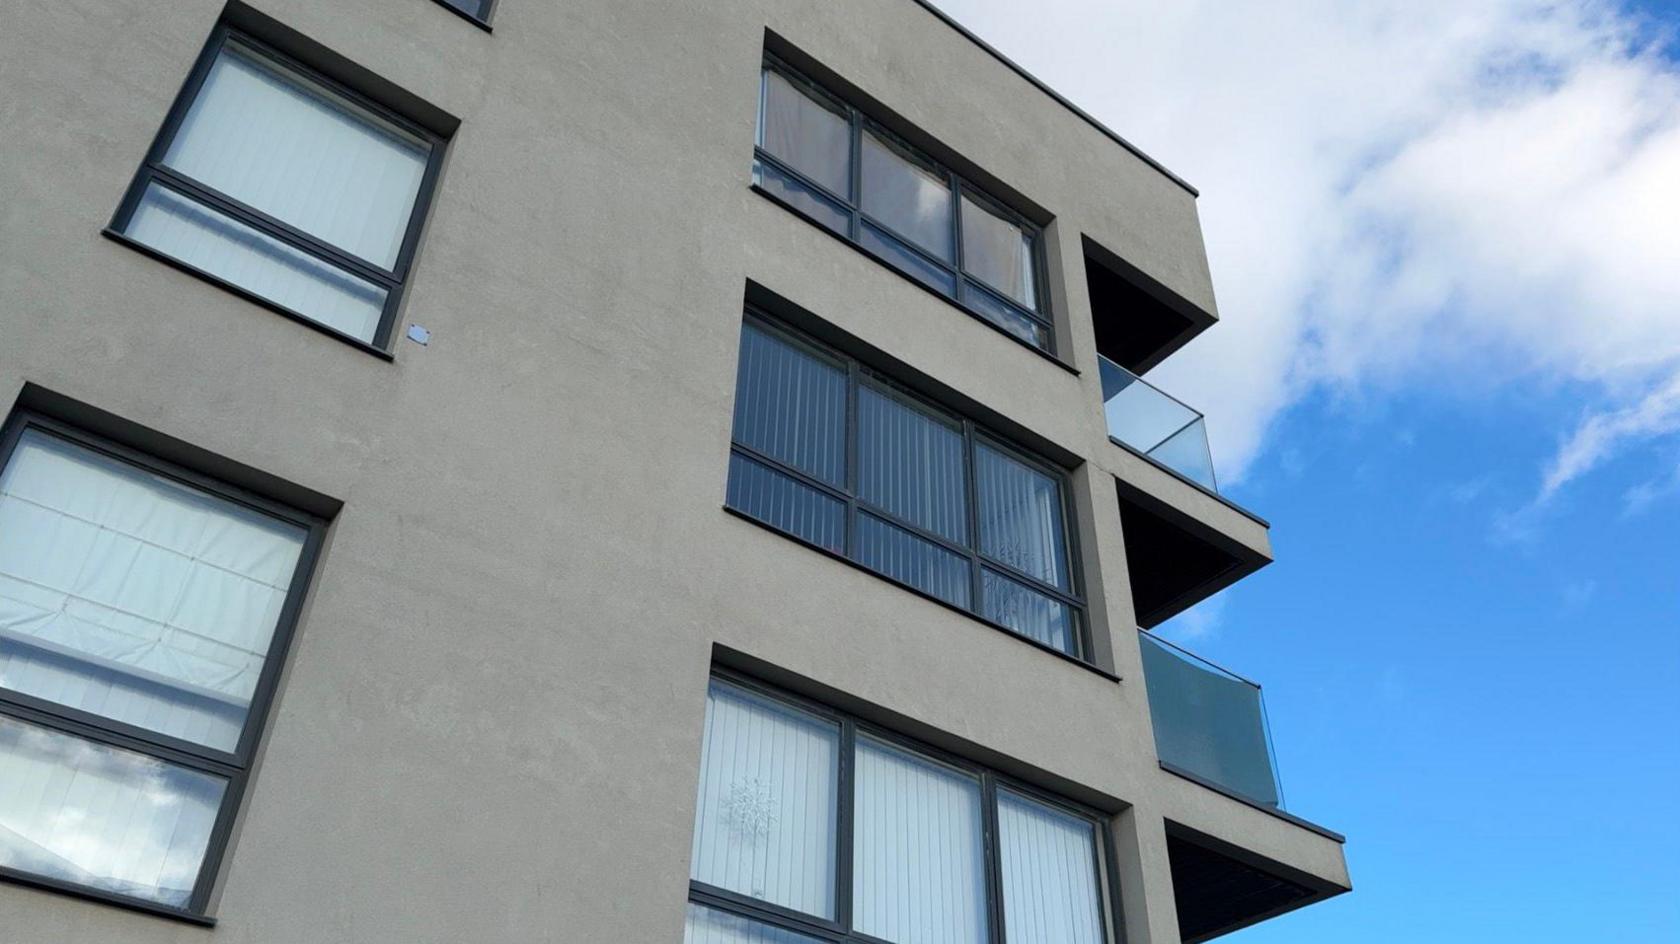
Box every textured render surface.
[0,0,1336,942]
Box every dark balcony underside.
[1167,823,1346,943]
[1116,482,1267,628]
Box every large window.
[753,57,1055,354]
[725,315,1086,659]
[0,411,325,918]
[687,675,1115,944]
[108,26,445,351]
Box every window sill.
[102,229,397,362]
[722,504,1121,683]
[0,866,216,927]
[750,183,1081,378]
[1158,761,1345,843]
[428,0,494,31]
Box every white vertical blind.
[997,789,1106,944]
[0,429,306,751]
[975,443,1069,591]
[856,384,967,544]
[0,714,225,907]
[853,736,988,944]
[684,901,826,944]
[689,680,839,919]
[731,323,848,487]
[162,42,429,270]
[126,183,389,342]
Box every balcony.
[1100,354,1217,492]
[1138,630,1281,808]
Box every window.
[752,57,1055,355]
[108,26,445,351]
[725,315,1087,659]
[687,675,1115,944]
[0,411,325,918]
[432,0,495,27]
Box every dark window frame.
[104,24,448,358]
[429,0,497,30]
[689,669,1123,944]
[753,54,1058,357]
[726,311,1090,662]
[0,409,329,923]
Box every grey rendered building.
[0,0,1350,941]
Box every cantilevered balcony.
[1100,354,1217,492]
[1138,630,1281,808]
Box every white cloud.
[938,0,1680,499]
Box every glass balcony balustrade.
[1099,355,1218,492]
[1138,631,1284,809]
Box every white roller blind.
[163,42,429,269]
[853,737,988,944]
[0,429,306,751]
[689,680,839,919]
[997,789,1106,944]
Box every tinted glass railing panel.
[1098,355,1218,492]
[1138,632,1282,809]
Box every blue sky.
[935,0,1680,939]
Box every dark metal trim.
[694,670,1121,944]
[107,23,448,355]
[1159,763,1346,844]
[0,408,331,918]
[428,0,496,30]
[723,506,1117,684]
[732,313,1093,661]
[756,55,1062,359]
[750,183,1079,375]
[903,0,1199,197]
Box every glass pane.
[690,680,839,919]
[759,69,851,198]
[853,737,988,944]
[854,513,970,609]
[684,902,827,944]
[974,443,1070,591]
[753,159,849,237]
[0,714,226,907]
[0,429,307,752]
[731,322,847,486]
[859,222,957,297]
[163,42,429,269]
[965,282,1050,350]
[1138,634,1281,807]
[982,569,1076,655]
[861,130,952,260]
[729,450,846,550]
[997,789,1106,944]
[1150,417,1218,492]
[960,194,1037,307]
[124,182,388,343]
[857,384,966,544]
[726,454,845,553]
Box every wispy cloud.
[940,0,1680,505]
[1157,591,1228,643]
[1622,459,1680,517]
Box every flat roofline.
[910,0,1201,198]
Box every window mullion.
[143,166,402,286]
[844,360,862,561]
[963,419,984,615]
[837,717,857,933]
[982,773,1008,944]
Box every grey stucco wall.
[0,0,1341,941]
